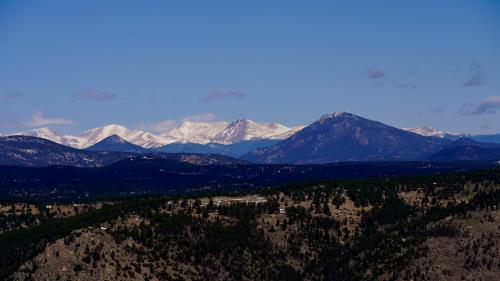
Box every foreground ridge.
[1,168,498,280]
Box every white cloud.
[22,111,74,127]
[458,95,500,115]
[472,95,500,114]
[366,67,385,79]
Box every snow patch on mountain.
[213,119,303,144]
[403,127,447,138]
[161,121,229,144]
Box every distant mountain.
[403,127,450,138]
[403,127,500,144]
[156,142,224,155]
[0,135,248,167]
[222,139,282,156]
[86,135,148,153]
[429,145,500,161]
[15,127,67,144]
[428,138,500,161]
[242,112,450,164]
[156,139,281,157]
[160,119,301,145]
[442,138,500,149]
[470,133,500,144]
[75,124,172,148]
[160,120,229,144]
[12,119,301,148]
[15,125,172,149]
[0,136,132,167]
[212,119,302,144]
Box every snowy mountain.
[15,125,173,149]
[403,127,448,138]
[130,132,175,148]
[12,119,302,149]
[160,119,302,144]
[75,124,174,148]
[212,119,303,144]
[160,121,229,144]
[16,127,67,144]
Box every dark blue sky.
[1,0,499,134]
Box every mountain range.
[14,119,303,149]
[2,112,500,166]
[11,117,499,153]
[0,135,247,167]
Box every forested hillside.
[0,168,498,281]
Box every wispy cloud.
[366,67,385,79]
[22,111,74,127]
[202,90,246,103]
[1,91,23,101]
[458,95,500,115]
[462,62,484,87]
[73,90,116,102]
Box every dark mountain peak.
[100,134,127,144]
[242,113,448,164]
[86,135,147,153]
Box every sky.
[0,0,499,135]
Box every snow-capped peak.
[160,120,229,144]
[11,118,304,148]
[213,118,302,144]
[403,126,447,138]
[105,134,127,144]
[15,127,65,144]
[76,124,175,148]
[318,112,356,123]
[75,124,145,148]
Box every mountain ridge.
[0,135,247,167]
[242,112,450,164]
[13,118,301,149]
